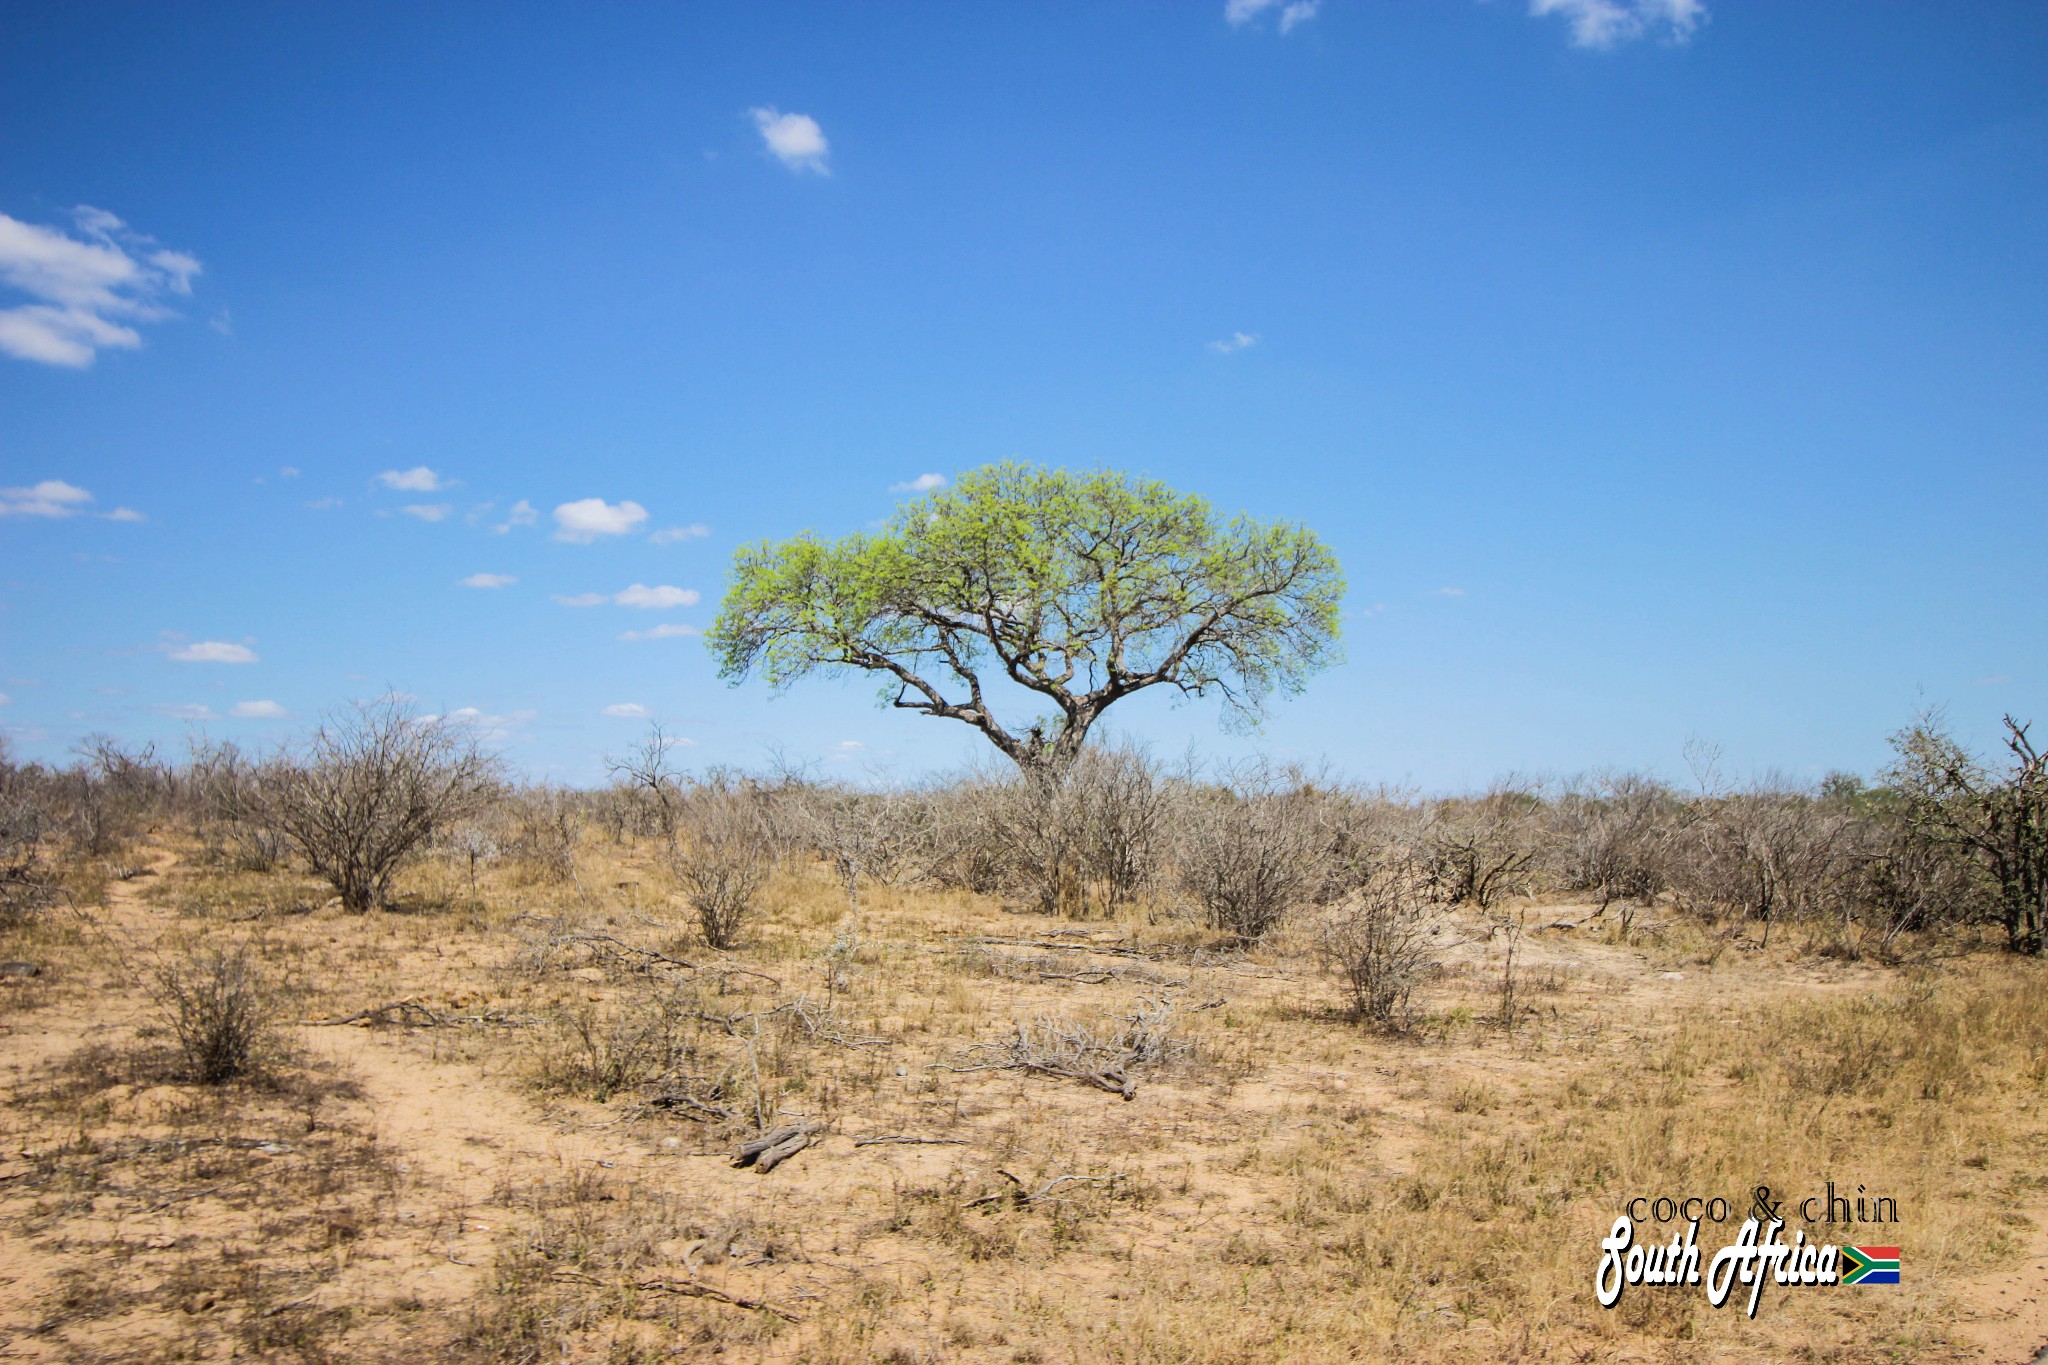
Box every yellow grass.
[0,831,2042,1363]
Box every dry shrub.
[1416,781,1543,908]
[530,995,703,1102]
[1170,766,1325,942]
[0,752,54,924]
[1550,770,1674,919]
[1317,863,1440,1029]
[264,698,502,911]
[149,944,284,1084]
[672,782,778,949]
[503,782,582,883]
[789,782,928,911]
[1665,784,1857,945]
[916,745,1169,918]
[186,739,289,872]
[1068,744,1171,914]
[1887,713,2048,955]
[920,770,1013,895]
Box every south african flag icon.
[1840,1246,1901,1285]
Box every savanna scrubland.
[1,706,2044,1364]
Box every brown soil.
[1,845,2042,1363]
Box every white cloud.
[230,699,288,719]
[0,480,147,522]
[553,497,649,542]
[1208,331,1259,355]
[831,740,865,751]
[168,641,258,664]
[650,523,711,544]
[0,206,201,367]
[602,702,651,719]
[494,499,538,533]
[402,503,452,522]
[1,479,93,518]
[890,473,948,493]
[557,584,700,609]
[618,623,701,642]
[279,465,300,479]
[1433,587,1468,597]
[305,496,343,510]
[150,703,216,721]
[1529,0,1706,48]
[1225,0,1320,33]
[461,572,516,589]
[749,107,831,174]
[376,465,447,492]
[440,706,537,740]
[613,583,700,610]
[0,692,10,705]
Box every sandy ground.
[1,847,2043,1363]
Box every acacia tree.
[709,464,1345,775]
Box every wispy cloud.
[618,623,701,642]
[553,497,649,543]
[0,480,143,521]
[150,703,216,721]
[1432,587,1468,598]
[461,572,516,589]
[602,702,651,719]
[1529,0,1706,49]
[434,706,537,741]
[1975,674,2012,687]
[1225,0,1320,34]
[650,523,711,544]
[556,584,700,610]
[167,640,258,664]
[401,503,452,522]
[230,699,288,719]
[1208,331,1259,355]
[376,466,448,492]
[750,107,831,174]
[890,473,948,494]
[305,496,343,510]
[613,583,700,610]
[0,206,200,367]
[494,499,539,534]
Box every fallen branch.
[964,1168,1115,1209]
[853,1134,967,1147]
[933,999,1180,1102]
[645,1091,738,1123]
[733,1121,825,1174]
[550,1269,802,1322]
[302,1000,446,1028]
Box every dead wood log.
[732,1121,824,1173]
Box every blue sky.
[3,1,2043,789]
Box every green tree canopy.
[709,463,1345,773]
